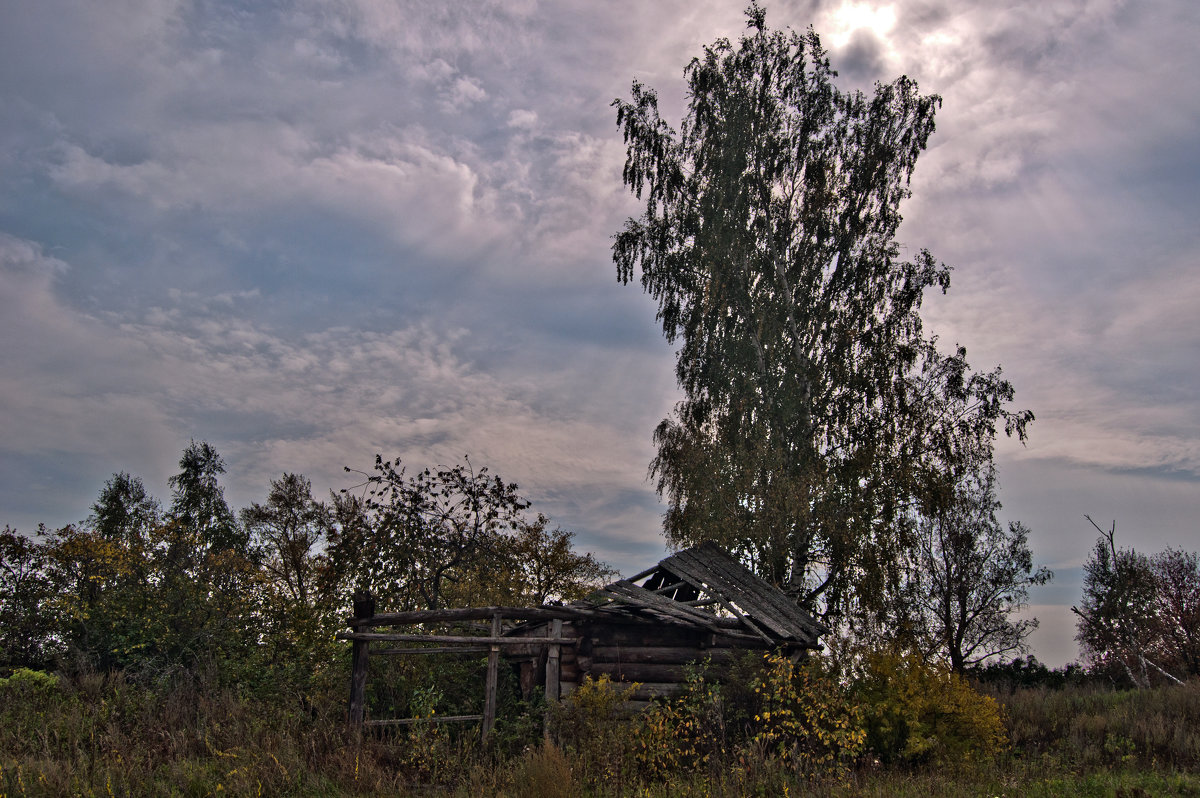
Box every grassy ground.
[2,668,1199,797]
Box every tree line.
[0,442,614,682]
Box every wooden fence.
[337,593,579,741]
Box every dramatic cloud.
[2,0,1197,664]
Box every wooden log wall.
[517,619,778,703]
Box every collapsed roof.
[570,541,827,648]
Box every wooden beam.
[348,592,375,735]
[625,564,662,584]
[627,682,689,701]
[590,645,741,665]
[545,619,563,704]
[482,612,501,742]
[346,605,593,627]
[590,662,691,682]
[544,619,563,740]
[596,581,727,633]
[365,715,483,727]
[373,646,490,656]
[336,632,578,645]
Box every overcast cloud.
[2,0,1197,665]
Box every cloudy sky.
[2,0,1197,665]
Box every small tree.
[0,527,60,670]
[1073,517,1181,687]
[906,467,1050,671]
[332,456,529,611]
[504,514,617,605]
[90,472,161,546]
[241,473,330,607]
[1150,548,1200,678]
[151,442,261,671]
[168,440,245,556]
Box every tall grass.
[4,665,1200,797]
[0,668,405,796]
[1001,680,1200,770]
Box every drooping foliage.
[613,5,1030,619]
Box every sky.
[2,0,1197,667]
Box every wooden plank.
[688,574,775,644]
[590,645,741,665]
[590,662,689,682]
[482,612,501,741]
[654,551,777,644]
[709,632,776,648]
[545,619,562,704]
[670,543,824,643]
[337,632,578,645]
[597,581,725,632]
[365,715,482,727]
[627,682,688,701]
[374,646,490,656]
[624,564,662,584]
[665,547,796,641]
[347,605,593,627]
[542,620,562,742]
[693,547,811,637]
[587,622,702,648]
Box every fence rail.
[345,593,569,742]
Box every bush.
[971,655,1094,693]
[506,741,575,798]
[851,649,1007,765]
[634,663,726,775]
[749,652,866,775]
[549,674,639,790]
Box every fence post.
[544,619,562,704]
[542,618,563,739]
[482,611,501,742]
[348,591,375,735]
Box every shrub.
[971,655,1094,693]
[549,674,639,790]
[851,649,1007,765]
[634,662,726,775]
[749,652,866,776]
[0,666,60,694]
[507,741,575,798]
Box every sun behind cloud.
[827,1,897,48]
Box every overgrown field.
[3,657,1200,797]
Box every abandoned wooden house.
[341,540,826,737]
